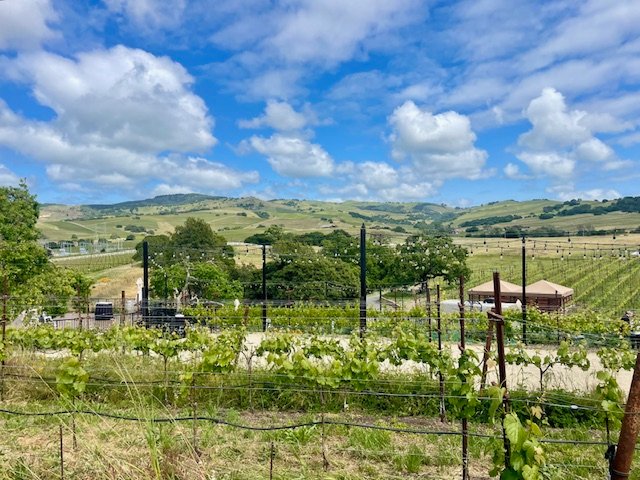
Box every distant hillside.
[87,193,222,211]
[37,194,640,244]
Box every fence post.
[142,241,149,323]
[76,285,83,330]
[1,274,7,400]
[437,284,445,422]
[480,320,494,390]
[459,276,469,480]
[611,350,640,479]
[359,224,367,338]
[262,244,267,332]
[120,291,125,327]
[426,280,432,342]
[59,424,64,480]
[521,236,527,344]
[492,272,511,470]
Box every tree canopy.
[0,182,92,317]
[394,235,469,284]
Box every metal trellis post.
[359,224,367,338]
[262,244,267,332]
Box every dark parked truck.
[146,305,190,336]
[95,302,114,321]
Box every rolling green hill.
[37,194,640,244]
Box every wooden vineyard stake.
[492,272,511,469]
[59,424,65,480]
[480,321,494,390]
[611,350,640,479]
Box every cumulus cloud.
[0,0,59,50]
[519,88,591,151]
[503,162,531,180]
[315,101,489,201]
[0,101,157,182]
[547,184,621,202]
[158,156,259,191]
[247,134,334,178]
[319,160,442,202]
[515,88,630,177]
[441,0,640,135]
[7,46,215,153]
[0,164,20,186]
[320,180,439,202]
[517,152,575,178]
[388,101,489,180]
[238,100,318,131]
[0,46,258,194]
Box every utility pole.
[359,224,367,338]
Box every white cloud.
[151,184,193,196]
[518,0,640,74]
[328,70,404,101]
[239,100,317,131]
[249,0,423,67]
[208,0,426,99]
[319,178,439,202]
[518,88,591,150]
[8,46,215,153]
[389,101,489,180]
[0,102,157,183]
[617,131,640,147]
[0,164,19,186]
[0,0,58,50]
[0,47,259,194]
[547,184,621,202]
[151,156,261,197]
[440,0,640,136]
[247,133,334,178]
[159,157,260,191]
[503,162,531,180]
[574,138,614,163]
[515,88,630,177]
[358,162,399,189]
[517,152,575,178]
[104,0,187,32]
[0,46,243,191]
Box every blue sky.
[0,0,639,206]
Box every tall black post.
[262,244,267,332]
[359,224,367,338]
[521,236,527,344]
[142,240,149,321]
